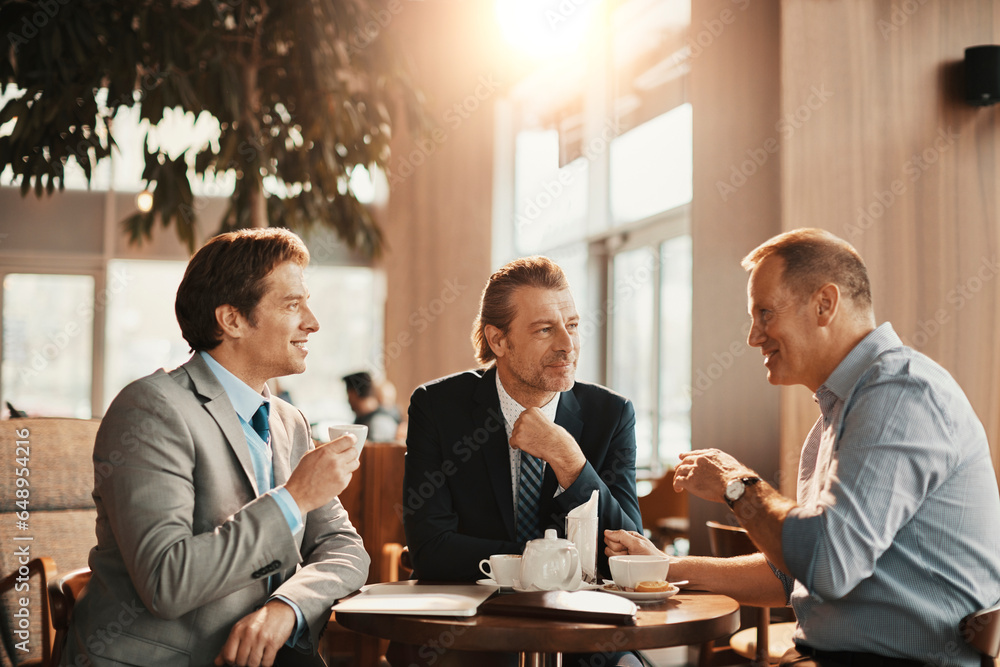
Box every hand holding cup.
[328,425,368,458]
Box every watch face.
[725,479,743,501]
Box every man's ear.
[215,304,247,340]
[814,283,840,326]
[485,324,507,359]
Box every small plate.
[476,578,514,592]
[511,580,604,593]
[600,582,679,601]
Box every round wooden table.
[335,588,740,667]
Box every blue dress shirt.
[779,324,1000,666]
[199,352,309,647]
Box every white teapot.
[518,529,582,591]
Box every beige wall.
[379,2,516,406]
[689,0,783,555]
[779,0,1000,482]
[683,0,1000,552]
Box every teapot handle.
[555,546,581,590]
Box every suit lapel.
[474,368,517,541]
[554,387,584,444]
[270,414,292,487]
[182,354,261,496]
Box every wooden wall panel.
[780,0,1000,475]
[380,2,504,405]
[689,0,783,553]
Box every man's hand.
[284,435,360,514]
[672,448,755,503]
[604,529,662,558]
[509,408,586,489]
[214,600,296,667]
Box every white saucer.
[600,582,679,601]
[476,578,513,592]
[511,580,603,593]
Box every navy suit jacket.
[402,367,642,581]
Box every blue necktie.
[245,403,272,493]
[251,403,270,444]
[516,453,545,543]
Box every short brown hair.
[176,228,310,351]
[472,256,569,366]
[741,228,872,311]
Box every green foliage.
[0,0,425,257]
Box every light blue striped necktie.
[516,453,545,543]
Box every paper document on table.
[331,581,497,617]
[566,490,599,583]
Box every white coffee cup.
[609,554,670,591]
[478,554,521,586]
[328,425,368,457]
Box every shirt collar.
[199,351,271,422]
[495,371,560,430]
[819,322,902,401]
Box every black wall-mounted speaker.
[965,45,1000,106]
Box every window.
[103,260,191,409]
[2,273,95,417]
[282,265,384,438]
[610,104,692,225]
[514,130,589,255]
[102,260,383,436]
[495,0,692,475]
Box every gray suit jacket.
[64,354,370,666]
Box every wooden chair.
[47,568,91,667]
[637,469,689,550]
[703,521,796,666]
[962,601,1000,667]
[0,557,58,667]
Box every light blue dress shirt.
[199,352,309,647]
[778,324,1000,666]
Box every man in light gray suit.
[64,228,370,667]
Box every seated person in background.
[374,377,403,422]
[65,228,370,667]
[606,228,1000,667]
[395,255,643,667]
[343,370,401,442]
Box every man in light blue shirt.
[606,228,1000,667]
[65,228,369,667]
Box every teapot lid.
[526,528,575,549]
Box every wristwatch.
[724,476,761,508]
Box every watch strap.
[725,476,762,508]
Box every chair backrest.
[0,557,58,667]
[336,441,406,585]
[637,469,689,526]
[0,418,100,577]
[48,568,91,667]
[706,520,758,558]
[962,601,1000,667]
[706,520,774,666]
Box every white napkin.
[566,490,599,583]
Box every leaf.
[0,98,26,126]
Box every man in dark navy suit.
[401,256,642,583]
